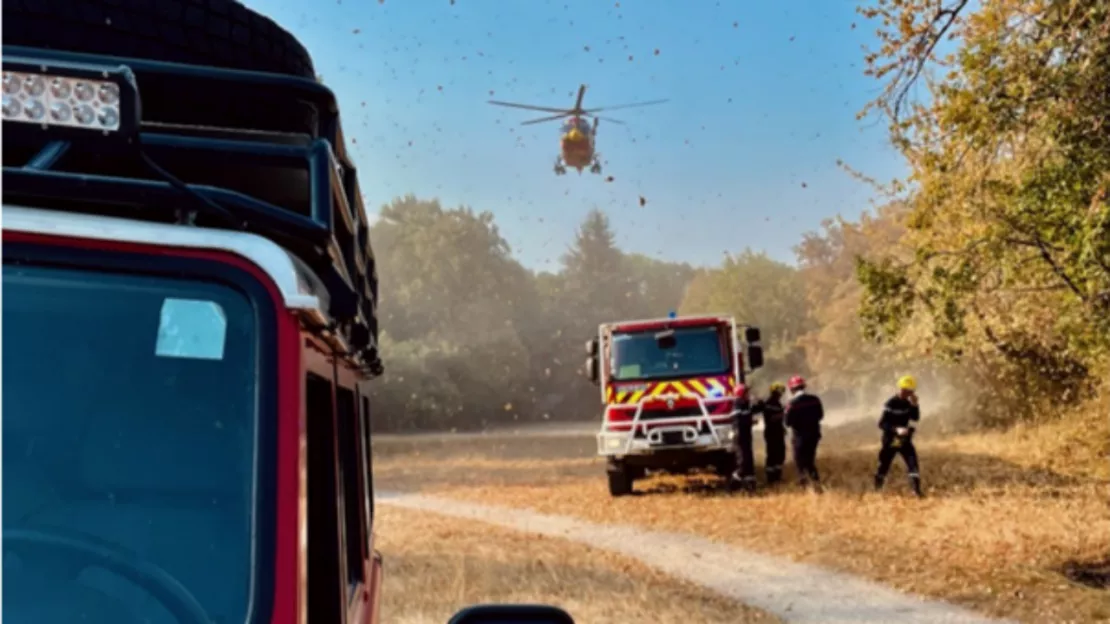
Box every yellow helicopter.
[489,85,667,175]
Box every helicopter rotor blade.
[520,113,573,125]
[574,85,587,111]
[583,98,669,114]
[488,100,572,114]
[589,115,626,125]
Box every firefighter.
[784,375,824,488]
[729,382,758,494]
[754,382,787,485]
[874,375,924,497]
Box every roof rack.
[1,45,381,377]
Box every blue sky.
[247,0,906,271]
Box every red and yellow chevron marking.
[606,376,733,404]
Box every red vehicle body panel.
[609,316,729,333]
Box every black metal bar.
[2,45,379,369]
[306,140,339,230]
[141,132,311,164]
[3,166,327,241]
[3,45,336,111]
[4,167,361,319]
[11,134,364,306]
[140,132,364,296]
[26,141,71,170]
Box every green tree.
[855,0,1110,422]
[794,205,918,391]
[678,250,812,387]
[622,253,696,319]
[367,196,539,431]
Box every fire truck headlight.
[605,438,622,449]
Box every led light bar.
[3,72,120,130]
[1,56,139,138]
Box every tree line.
[367,0,1108,432]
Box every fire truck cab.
[1,10,385,622]
[585,314,764,496]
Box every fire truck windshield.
[610,325,728,380]
[2,262,259,623]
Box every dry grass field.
[374,505,781,624]
[374,400,1110,624]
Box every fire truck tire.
[2,0,319,135]
[712,453,737,478]
[606,464,635,497]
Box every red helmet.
[733,383,749,400]
[788,375,806,391]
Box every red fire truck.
[585,314,764,496]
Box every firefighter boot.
[874,474,885,491]
[731,472,756,495]
[909,474,924,498]
[765,466,782,486]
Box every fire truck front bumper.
[596,424,737,456]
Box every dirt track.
[379,490,1009,624]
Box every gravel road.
[379,491,1015,624]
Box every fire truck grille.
[639,406,704,420]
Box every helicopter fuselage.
[561,130,594,170]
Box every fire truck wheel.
[3,0,319,135]
[712,453,737,478]
[606,463,635,497]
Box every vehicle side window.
[335,385,365,596]
[358,393,375,530]
[305,372,341,622]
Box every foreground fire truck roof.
[608,315,733,333]
[2,44,380,375]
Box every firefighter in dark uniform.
[784,375,824,487]
[753,382,787,485]
[874,375,924,497]
[729,382,757,494]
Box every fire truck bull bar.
[597,392,736,456]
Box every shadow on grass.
[635,446,1101,498]
[1062,558,1110,590]
[375,457,603,492]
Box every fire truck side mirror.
[585,357,599,384]
[747,345,764,370]
[586,338,599,356]
[744,327,761,344]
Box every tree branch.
[892,0,972,119]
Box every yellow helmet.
[897,375,917,391]
[769,382,786,394]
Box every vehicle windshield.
[2,262,258,624]
[610,326,728,381]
